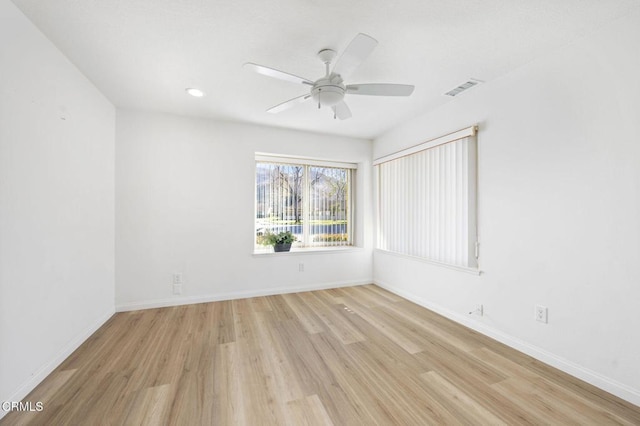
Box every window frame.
[254,153,357,253]
[373,126,479,272]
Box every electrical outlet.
[298,263,304,272]
[535,305,548,323]
[172,273,183,295]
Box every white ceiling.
[11,0,639,139]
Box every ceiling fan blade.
[267,94,312,114]
[332,101,352,120]
[346,84,415,96]
[332,33,378,79]
[244,63,313,86]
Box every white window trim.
[256,153,357,170]
[375,248,481,275]
[373,125,477,165]
[253,246,364,257]
[254,154,357,253]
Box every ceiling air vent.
[445,79,483,96]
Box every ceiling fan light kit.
[244,33,415,120]
[311,79,345,108]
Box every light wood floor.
[3,285,639,425]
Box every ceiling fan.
[244,33,415,120]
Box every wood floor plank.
[281,292,327,334]
[341,295,425,354]
[420,370,508,425]
[123,384,172,426]
[331,306,429,377]
[212,341,245,425]
[360,283,403,302]
[203,299,236,345]
[3,285,639,425]
[491,377,632,426]
[344,340,464,424]
[286,394,335,426]
[333,285,381,308]
[379,300,480,353]
[305,331,400,425]
[298,291,366,345]
[235,335,288,425]
[273,318,369,423]
[251,311,306,403]
[230,297,254,340]
[264,294,298,322]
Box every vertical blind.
[375,127,478,269]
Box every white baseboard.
[374,279,640,407]
[1,308,115,420]
[116,279,371,312]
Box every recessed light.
[185,88,205,97]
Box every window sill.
[374,249,481,275]
[253,246,364,257]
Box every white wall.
[0,0,115,415]
[373,9,640,405]
[115,111,373,309]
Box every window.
[374,126,478,270]
[255,154,356,252]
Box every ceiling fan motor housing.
[311,75,345,107]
